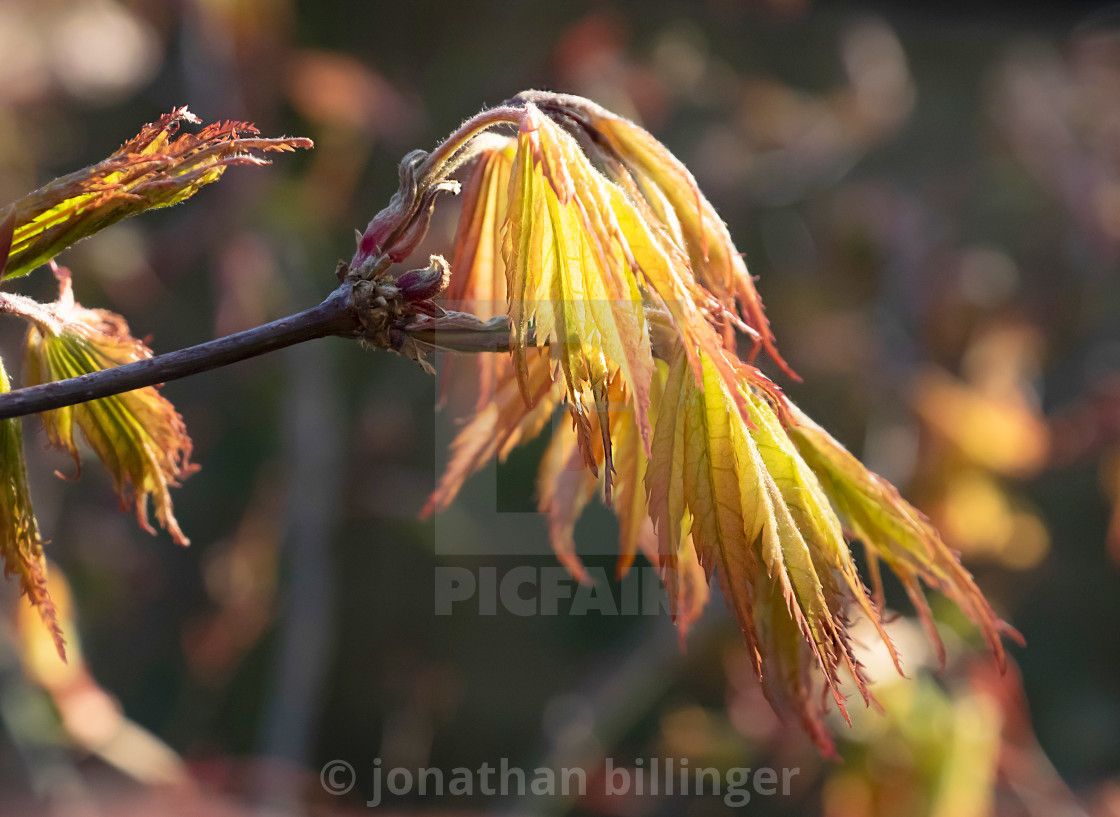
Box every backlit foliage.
[0,95,1011,748]
[0,359,62,658]
[23,266,198,546]
[0,107,311,281]
[421,92,1012,753]
[0,109,310,658]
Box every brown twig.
[0,291,692,420]
[0,285,362,420]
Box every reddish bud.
[396,255,450,302]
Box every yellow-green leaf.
[23,269,197,545]
[503,105,655,492]
[787,403,1014,667]
[0,107,311,281]
[646,347,900,751]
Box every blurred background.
[1,0,1119,814]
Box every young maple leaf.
[0,358,64,659]
[646,347,909,754]
[504,104,656,499]
[419,92,1014,753]
[0,107,311,281]
[787,403,1018,668]
[23,267,198,545]
[423,351,560,519]
[515,91,793,375]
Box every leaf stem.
[418,106,525,180]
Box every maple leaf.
[645,347,905,754]
[420,93,1014,753]
[516,91,793,375]
[0,357,64,659]
[0,107,311,281]
[787,403,1016,668]
[503,104,656,498]
[22,267,198,545]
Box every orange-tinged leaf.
[0,358,64,660]
[23,268,198,545]
[423,351,560,518]
[0,107,311,281]
[443,137,517,411]
[537,418,596,584]
[647,347,690,565]
[612,366,665,578]
[661,531,710,642]
[446,137,517,319]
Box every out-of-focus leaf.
[0,357,63,659]
[0,107,312,280]
[286,50,417,138]
[15,563,188,785]
[23,268,198,545]
[824,670,1001,817]
[928,467,1050,570]
[910,368,1048,478]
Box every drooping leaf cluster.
[422,92,1013,753]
